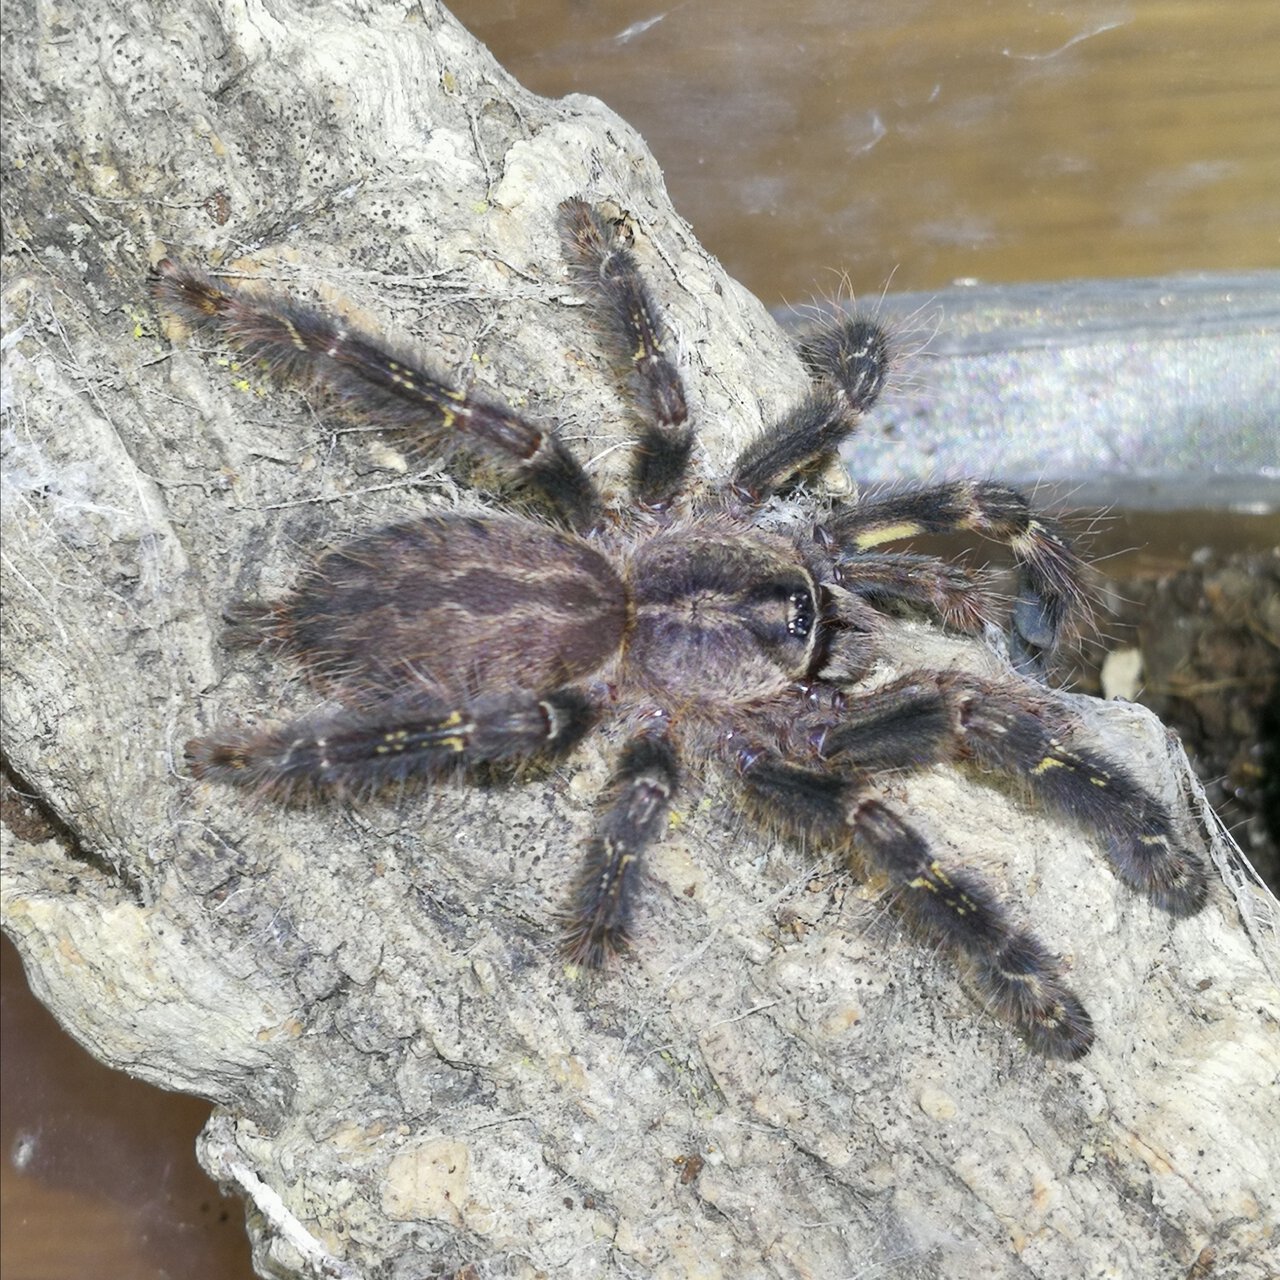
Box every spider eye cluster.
[787,588,815,639]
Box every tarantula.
[157,199,1208,1059]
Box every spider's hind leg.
[737,753,1095,1059]
[558,200,693,507]
[187,688,595,802]
[153,261,602,529]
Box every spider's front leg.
[187,688,595,801]
[811,673,1208,915]
[824,482,1089,675]
[827,549,1000,636]
[737,750,1095,1059]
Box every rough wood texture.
[2,2,1277,1277]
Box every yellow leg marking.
[1031,750,1109,785]
[908,859,950,891]
[853,522,926,550]
[434,711,470,754]
[906,861,985,915]
[375,735,468,754]
[282,319,307,352]
[371,712,471,755]
[1032,755,1068,775]
[627,303,661,357]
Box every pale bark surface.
[2,3,1277,1278]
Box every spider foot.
[798,314,891,415]
[952,682,1210,914]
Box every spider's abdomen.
[276,516,628,700]
[625,533,820,704]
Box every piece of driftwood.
[2,2,1276,1277]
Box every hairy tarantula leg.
[558,199,693,507]
[738,756,1094,1059]
[816,674,1209,916]
[187,688,595,801]
[824,481,1089,674]
[153,261,602,529]
[729,315,891,501]
[797,315,893,414]
[946,678,1209,915]
[830,550,999,635]
[561,734,679,968]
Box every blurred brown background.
[4,2,1276,1276]
[466,0,1279,296]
